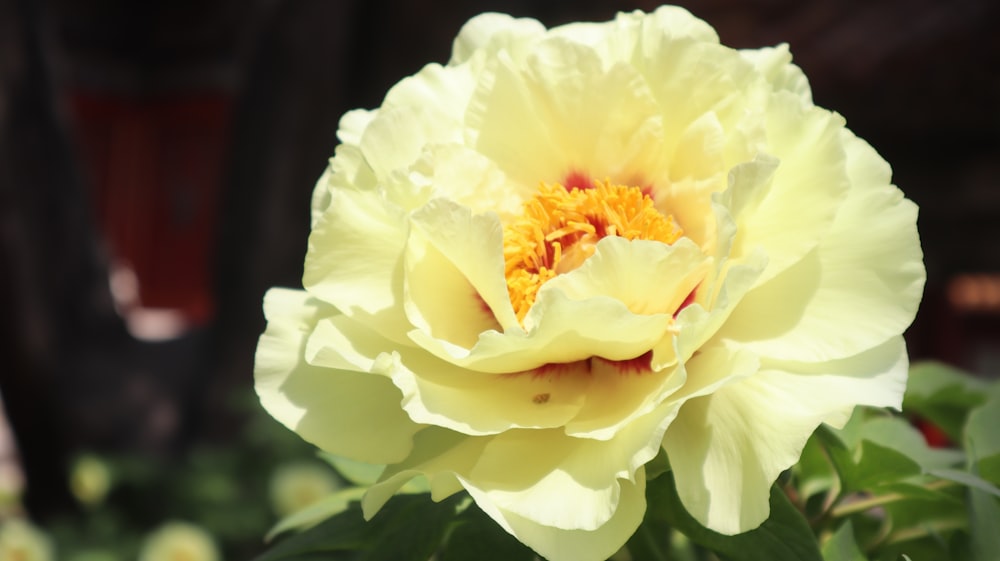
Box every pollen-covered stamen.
[503,180,684,322]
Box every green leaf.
[817,415,964,494]
[821,521,866,561]
[253,493,461,561]
[439,503,535,561]
[267,487,367,540]
[318,453,383,486]
[649,472,822,561]
[926,469,1000,500]
[644,446,671,481]
[858,417,964,472]
[978,453,1000,486]
[850,440,923,490]
[796,433,839,500]
[968,488,1000,561]
[904,361,988,442]
[964,385,1000,465]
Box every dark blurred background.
[1,0,998,556]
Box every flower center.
[503,180,683,321]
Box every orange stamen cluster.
[503,180,683,321]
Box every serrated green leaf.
[649,473,822,561]
[821,520,866,561]
[440,503,535,561]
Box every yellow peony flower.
[255,7,924,561]
[269,461,341,518]
[138,522,219,561]
[0,519,54,561]
[69,454,113,507]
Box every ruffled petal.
[544,236,709,316]
[382,63,474,125]
[304,311,589,436]
[450,13,546,66]
[468,473,646,561]
[727,95,851,285]
[467,401,675,531]
[410,285,673,373]
[363,428,486,517]
[255,289,421,464]
[739,43,812,103]
[389,354,592,436]
[303,187,412,343]
[336,108,376,145]
[408,144,528,218]
[404,198,520,342]
[717,132,924,362]
[466,37,663,187]
[663,337,907,534]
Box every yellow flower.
[69,454,112,507]
[269,461,341,518]
[0,519,54,561]
[255,7,924,561]
[138,522,219,561]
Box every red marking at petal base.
[531,360,592,379]
[606,351,653,375]
[564,170,593,190]
[473,290,493,315]
[674,286,698,318]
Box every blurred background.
[0,0,997,558]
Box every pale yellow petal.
[410,285,673,374]
[303,188,412,343]
[255,289,420,464]
[469,472,646,561]
[408,144,527,218]
[357,106,449,181]
[739,44,812,103]
[450,13,546,65]
[388,353,591,435]
[668,343,760,404]
[662,248,767,362]
[467,400,674,531]
[363,428,487,518]
[544,236,709,316]
[728,95,850,285]
[404,198,520,341]
[664,337,906,534]
[564,357,683,440]
[382,63,474,124]
[634,36,756,163]
[336,108,376,145]
[466,38,663,187]
[717,133,924,362]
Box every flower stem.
[830,479,955,518]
